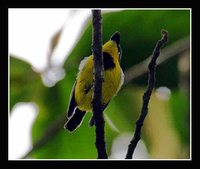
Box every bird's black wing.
[67,82,77,118]
[64,108,86,132]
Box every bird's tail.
[64,108,86,132]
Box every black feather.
[64,108,86,132]
[110,32,122,61]
[103,52,115,70]
[67,82,77,118]
[110,32,120,45]
[84,83,93,94]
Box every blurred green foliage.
[10,10,190,159]
[66,10,190,88]
[169,90,190,146]
[10,57,42,109]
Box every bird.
[64,32,124,132]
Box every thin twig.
[125,30,169,159]
[124,36,189,85]
[91,10,108,159]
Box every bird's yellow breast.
[74,41,123,112]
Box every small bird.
[64,32,124,132]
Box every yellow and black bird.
[64,32,124,132]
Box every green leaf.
[10,56,43,110]
[169,90,190,146]
[104,86,142,133]
[32,114,97,159]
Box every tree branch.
[125,30,169,159]
[91,10,108,159]
[124,36,189,85]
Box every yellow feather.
[74,40,123,112]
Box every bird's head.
[110,32,122,61]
